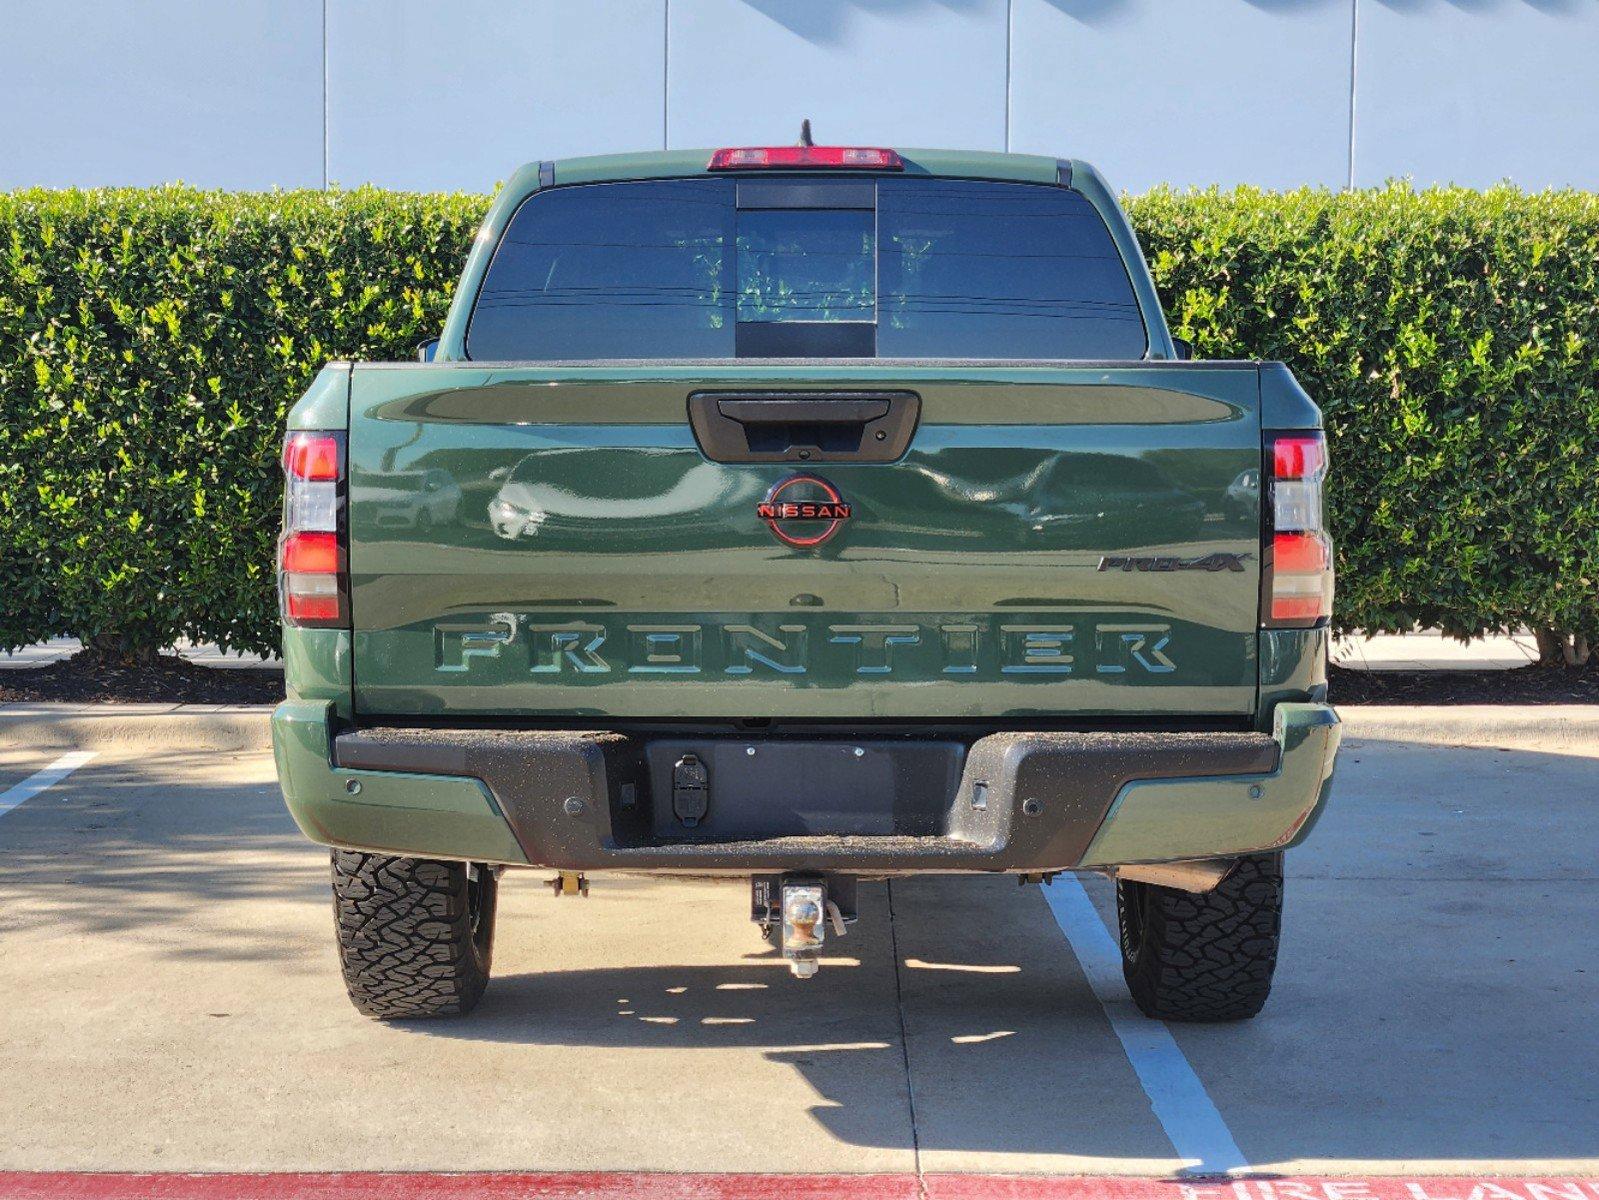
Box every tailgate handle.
[717,398,891,425]
[688,390,920,464]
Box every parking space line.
[0,751,96,818]
[1045,875,1248,1176]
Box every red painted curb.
[924,1179,1599,1200]
[0,1174,905,1200]
[1,1175,1596,1200]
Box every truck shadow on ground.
[412,836,1599,1170]
[407,923,1167,1165]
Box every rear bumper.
[272,702,1340,873]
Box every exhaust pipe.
[1110,858,1235,894]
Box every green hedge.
[1133,185,1599,663]
[0,187,487,658]
[2,183,1596,661]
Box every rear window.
[466,176,1147,362]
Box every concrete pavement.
[1331,631,1541,671]
[0,709,1594,1179]
[0,638,282,670]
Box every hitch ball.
[781,882,827,979]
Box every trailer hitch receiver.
[751,875,853,979]
[780,882,826,978]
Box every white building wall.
[1352,0,1599,190]
[1,0,325,190]
[1008,0,1356,192]
[665,0,1009,152]
[326,0,666,191]
[2,0,1596,193]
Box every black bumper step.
[334,726,1278,874]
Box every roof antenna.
[797,119,814,147]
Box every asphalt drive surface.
[0,719,1596,1178]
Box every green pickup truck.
[272,143,1340,1024]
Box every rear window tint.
[876,179,1145,359]
[468,179,734,361]
[466,176,1146,361]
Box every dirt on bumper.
[272,702,1339,872]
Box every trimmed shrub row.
[1,183,1595,661]
[1,187,486,658]
[1134,185,1599,664]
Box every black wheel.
[331,850,497,1019]
[1116,853,1283,1022]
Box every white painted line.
[0,751,96,818]
[1045,874,1249,1176]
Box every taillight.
[707,146,903,171]
[1263,432,1333,626]
[279,431,348,628]
[283,432,340,481]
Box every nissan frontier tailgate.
[346,362,1263,718]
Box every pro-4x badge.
[1097,553,1248,573]
[757,474,852,548]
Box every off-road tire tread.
[331,850,494,1019]
[1116,853,1282,1022]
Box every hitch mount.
[752,874,856,978]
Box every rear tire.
[1116,853,1283,1022]
[331,850,497,1019]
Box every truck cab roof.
[506,148,1087,191]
